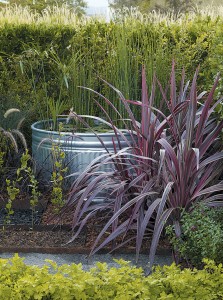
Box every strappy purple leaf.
[59,62,223,270]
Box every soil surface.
[0,201,171,255]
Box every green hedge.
[0,255,223,299]
[0,8,223,122]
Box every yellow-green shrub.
[0,255,223,300]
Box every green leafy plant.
[51,144,67,213]
[17,150,41,226]
[5,150,40,226]
[5,179,20,224]
[50,123,68,214]
[166,204,223,267]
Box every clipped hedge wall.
[0,9,223,123]
[0,255,223,300]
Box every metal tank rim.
[31,118,130,137]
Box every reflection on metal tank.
[31,119,132,185]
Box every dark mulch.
[0,197,171,254]
[0,209,42,226]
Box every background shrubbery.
[1,6,223,127]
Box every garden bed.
[0,202,171,255]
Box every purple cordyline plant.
[61,62,223,270]
[147,68,223,269]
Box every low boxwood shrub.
[0,254,223,299]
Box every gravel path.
[0,252,173,271]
